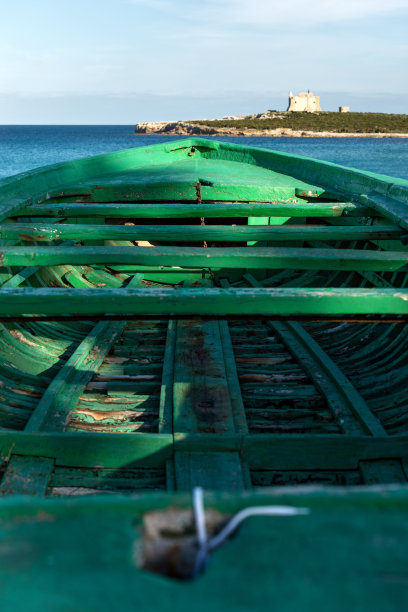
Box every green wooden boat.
[1,138,408,610]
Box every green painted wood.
[359,192,408,230]
[218,320,248,434]
[174,451,247,491]
[245,271,386,436]
[0,456,54,496]
[271,321,387,436]
[173,317,236,435]
[0,198,31,222]
[0,287,407,316]
[17,201,371,219]
[241,435,408,470]
[0,432,173,468]
[0,138,407,510]
[48,465,165,493]
[1,487,408,611]
[25,321,131,432]
[1,430,408,473]
[0,265,40,288]
[25,274,143,432]
[172,281,248,491]
[1,244,407,270]
[158,319,176,434]
[247,216,270,246]
[0,239,74,288]
[359,459,407,484]
[2,223,402,242]
[218,278,248,434]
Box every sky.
[1,0,407,123]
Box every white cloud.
[127,0,408,27]
[203,0,408,28]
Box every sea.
[0,125,407,181]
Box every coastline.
[135,121,408,139]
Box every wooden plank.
[0,240,73,288]
[219,320,248,434]
[359,192,408,230]
[270,321,387,436]
[359,459,407,484]
[0,266,40,288]
[0,456,54,496]
[174,451,247,491]
[0,431,407,472]
[25,274,143,432]
[158,319,176,434]
[2,223,403,242]
[17,201,372,219]
[173,318,235,435]
[172,281,248,490]
[0,432,173,469]
[1,245,407,270]
[244,271,386,437]
[242,435,408,470]
[218,278,248,434]
[0,287,407,316]
[0,198,30,222]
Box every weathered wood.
[270,321,386,436]
[174,451,247,491]
[1,222,403,242]
[359,192,408,230]
[242,435,408,470]
[219,320,248,434]
[172,281,249,490]
[17,201,372,219]
[0,456,54,496]
[1,244,407,270]
[1,431,407,471]
[0,287,407,316]
[245,271,386,436]
[0,198,31,222]
[158,319,176,434]
[173,318,235,435]
[0,432,173,468]
[0,266,40,288]
[25,274,143,432]
[359,459,407,484]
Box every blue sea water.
[0,125,407,181]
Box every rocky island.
[135,110,408,138]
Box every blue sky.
[1,0,407,123]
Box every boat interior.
[0,137,407,502]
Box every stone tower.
[287,91,322,112]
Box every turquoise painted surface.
[1,125,408,179]
[1,489,408,612]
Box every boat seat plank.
[1,245,407,271]
[0,287,407,317]
[16,201,374,219]
[1,223,404,242]
[1,431,408,472]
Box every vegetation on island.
[190,112,408,134]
